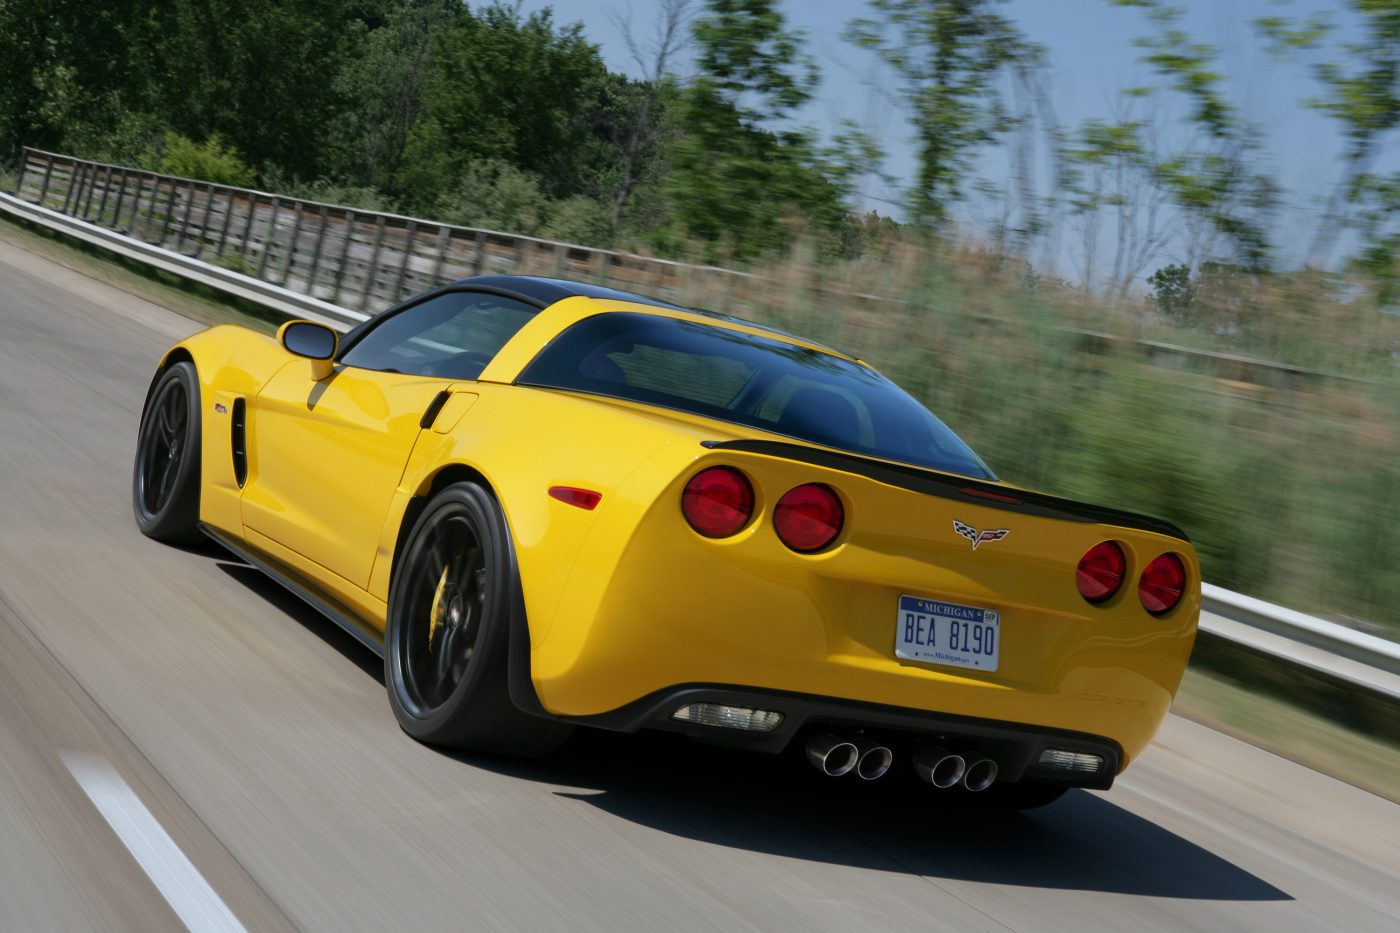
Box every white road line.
[60,752,247,933]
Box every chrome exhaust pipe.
[853,739,893,780]
[962,758,998,792]
[914,746,967,789]
[806,734,858,777]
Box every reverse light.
[1038,748,1104,773]
[1140,552,1187,615]
[682,467,754,537]
[774,484,844,552]
[1077,541,1126,604]
[671,703,784,732]
[548,486,602,510]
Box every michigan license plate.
[895,595,1000,672]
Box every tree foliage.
[847,0,1041,229]
[664,0,855,258]
[0,0,1395,291]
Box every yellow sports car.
[133,274,1198,808]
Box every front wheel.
[385,481,571,756]
[132,361,202,544]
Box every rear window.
[518,312,993,479]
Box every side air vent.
[231,398,248,488]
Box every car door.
[240,289,539,588]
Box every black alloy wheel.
[132,361,202,544]
[385,481,572,755]
[398,507,488,715]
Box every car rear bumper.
[562,683,1124,789]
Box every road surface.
[0,235,1396,931]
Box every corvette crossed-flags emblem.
[953,520,1010,551]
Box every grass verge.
[1173,666,1399,803]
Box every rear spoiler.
[701,439,1190,543]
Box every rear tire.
[385,481,571,756]
[132,362,202,544]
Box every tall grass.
[658,239,1400,635]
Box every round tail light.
[774,484,844,552]
[1077,541,1126,604]
[1140,553,1187,615]
[682,467,754,537]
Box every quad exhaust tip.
[962,758,998,792]
[914,747,967,789]
[853,740,893,781]
[806,734,859,777]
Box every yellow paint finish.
[160,294,1199,773]
[430,392,478,433]
[240,362,451,588]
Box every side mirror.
[278,320,338,380]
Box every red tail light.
[1077,541,1126,604]
[1140,553,1187,615]
[774,484,844,552]
[682,467,754,537]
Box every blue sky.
[522,0,1386,281]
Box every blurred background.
[11,0,1395,639]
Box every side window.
[339,291,537,379]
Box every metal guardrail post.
[35,154,54,206]
[237,192,259,269]
[174,179,197,251]
[332,210,355,304]
[363,216,387,308]
[214,185,235,261]
[472,229,486,275]
[61,161,82,215]
[280,201,305,286]
[143,172,162,232]
[81,163,100,220]
[109,169,129,231]
[95,165,114,225]
[306,204,330,293]
[192,182,216,258]
[156,176,176,246]
[431,226,449,284]
[255,196,280,279]
[393,219,417,299]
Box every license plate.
[895,595,1000,672]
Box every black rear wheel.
[132,362,202,544]
[385,481,571,755]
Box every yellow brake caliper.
[427,565,450,647]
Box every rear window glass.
[518,312,993,479]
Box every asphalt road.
[1,235,1397,932]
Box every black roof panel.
[451,274,851,358]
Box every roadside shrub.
[141,132,256,187]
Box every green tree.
[330,0,457,195]
[1109,0,1278,271]
[0,0,156,160]
[846,0,1042,230]
[1147,262,1193,320]
[1258,1,1400,296]
[665,0,850,258]
[136,0,360,177]
[403,2,608,210]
